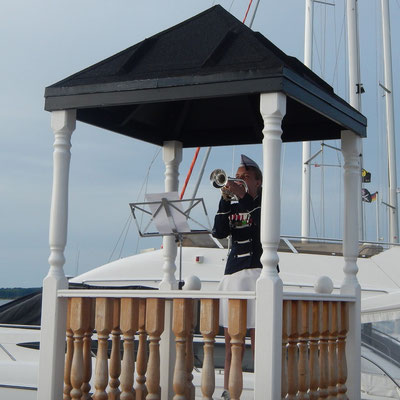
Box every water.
[0,299,11,306]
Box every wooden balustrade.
[108,298,121,400]
[281,299,289,399]
[281,299,350,400]
[185,300,196,400]
[337,302,349,400]
[120,298,139,400]
[309,302,321,400]
[298,301,311,400]
[69,297,92,400]
[200,298,219,400]
[63,299,73,400]
[93,297,113,400]
[228,299,247,400]
[320,301,330,399]
[62,292,351,400]
[135,298,148,400]
[146,298,165,400]
[82,299,95,399]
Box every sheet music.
[145,192,191,234]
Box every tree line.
[0,287,41,299]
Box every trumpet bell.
[209,169,228,188]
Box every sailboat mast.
[346,0,363,240]
[301,0,314,241]
[380,0,399,243]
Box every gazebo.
[39,5,366,399]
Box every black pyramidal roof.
[45,5,366,147]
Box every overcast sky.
[1,0,399,287]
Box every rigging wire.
[332,0,338,89]
[108,147,161,263]
[344,4,349,103]
[320,143,325,238]
[134,148,162,254]
[242,0,254,23]
[108,213,133,263]
[322,0,327,78]
[180,147,200,199]
[228,0,236,12]
[135,148,162,202]
[312,23,323,78]
[331,2,346,91]
[310,196,319,238]
[118,216,132,259]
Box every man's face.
[235,166,261,198]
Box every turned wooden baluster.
[298,301,311,400]
[281,300,290,399]
[146,298,165,400]
[172,298,193,400]
[64,299,73,400]
[70,297,92,400]
[108,298,122,400]
[200,298,219,400]
[319,301,330,399]
[328,302,339,399]
[337,302,349,400]
[287,300,299,400]
[228,299,247,400]
[93,297,114,400]
[135,298,148,400]
[309,302,321,400]
[120,298,139,400]
[81,298,95,400]
[185,300,196,400]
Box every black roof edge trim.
[44,77,284,111]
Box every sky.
[1,0,400,287]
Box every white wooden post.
[159,140,182,400]
[160,140,182,290]
[37,110,76,400]
[341,130,361,400]
[254,92,286,399]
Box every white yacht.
[1,2,400,400]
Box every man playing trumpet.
[212,154,262,400]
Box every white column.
[159,140,182,400]
[301,0,314,241]
[341,130,361,400]
[37,110,76,400]
[381,0,399,243]
[254,92,285,399]
[159,140,182,290]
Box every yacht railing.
[282,235,400,247]
[361,354,400,390]
[58,289,354,399]
[361,327,400,369]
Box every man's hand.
[225,181,246,199]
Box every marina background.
[1,0,399,288]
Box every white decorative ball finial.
[314,276,334,294]
[182,275,202,291]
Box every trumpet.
[209,169,248,201]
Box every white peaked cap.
[239,154,260,170]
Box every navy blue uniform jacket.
[212,193,262,275]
